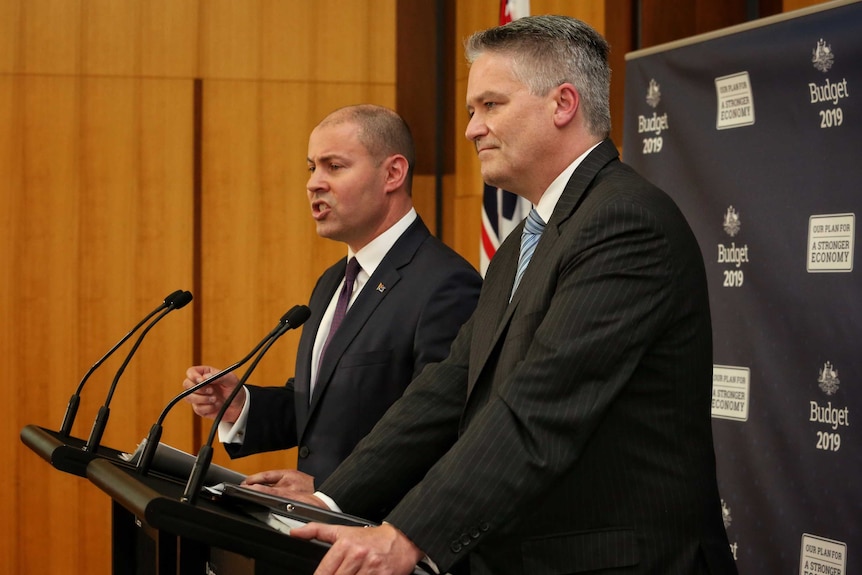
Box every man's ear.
[383,154,409,192]
[553,83,580,128]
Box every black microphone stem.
[181,321,299,504]
[137,326,283,476]
[83,306,172,452]
[58,290,182,436]
[84,291,193,453]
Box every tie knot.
[524,208,545,235]
[345,257,361,283]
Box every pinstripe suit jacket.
[225,217,481,486]
[321,140,737,575]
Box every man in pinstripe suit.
[255,15,738,575]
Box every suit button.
[450,541,462,553]
[469,527,480,539]
[479,522,490,532]
[298,446,310,458]
[459,533,471,546]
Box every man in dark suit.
[182,104,481,487]
[261,16,737,575]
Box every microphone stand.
[181,307,308,504]
[136,307,302,476]
[84,291,193,453]
[59,290,183,437]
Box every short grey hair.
[465,15,611,138]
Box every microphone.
[137,305,308,476]
[181,304,311,504]
[59,290,185,437]
[83,290,194,453]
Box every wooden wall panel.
[19,0,82,75]
[784,0,832,11]
[0,1,20,73]
[200,1,262,80]
[0,75,18,575]
[140,0,200,77]
[200,0,396,82]
[3,67,194,575]
[1,1,393,572]
[82,0,140,75]
[639,0,750,47]
[410,174,440,234]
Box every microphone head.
[169,290,194,310]
[163,289,185,306]
[284,305,311,329]
[278,305,301,325]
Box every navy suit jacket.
[321,141,738,574]
[226,217,481,485]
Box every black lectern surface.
[23,425,432,575]
[87,458,330,574]
[20,424,131,477]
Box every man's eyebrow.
[307,153,349,164]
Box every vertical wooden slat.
[19,0,82,75]
[4,0,197,569]
[0,71,23,575]
[16,74,90,574]
[199,0,261,80]
[81,0,140,76]
[0,0,22,74]
[783,0,831,10]
[140,0,200,78]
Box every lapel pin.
[376,283,386,293]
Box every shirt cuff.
[313,490,341,512]
[218,386,250,444]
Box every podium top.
[87,458,330,571]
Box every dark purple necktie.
[319,257,361,364]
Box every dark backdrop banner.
[623,2,860,573]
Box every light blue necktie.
[510,208,545,300]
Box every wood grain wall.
[1,0,831,573]
[2,1,396,573]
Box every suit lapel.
[467,140,620,395]
[305,218,432,419]
[294,263,344,429]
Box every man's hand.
[242,469,321,504]
[290,523,424,575]
[182,365,245,422]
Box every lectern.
[23,424,432,574]
[87,458,331,574]
[21,425,328,574]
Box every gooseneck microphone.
[181,304,311,504]
[137,306,307,476]
[83,290,194,453]
[59,290,186,437]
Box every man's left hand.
[241,468,318,501]
[290,522,424,575]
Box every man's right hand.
[182,365,246,423]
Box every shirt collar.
[348,208,417,277]
[534,141,602,224]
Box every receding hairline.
[316,105,414,163]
